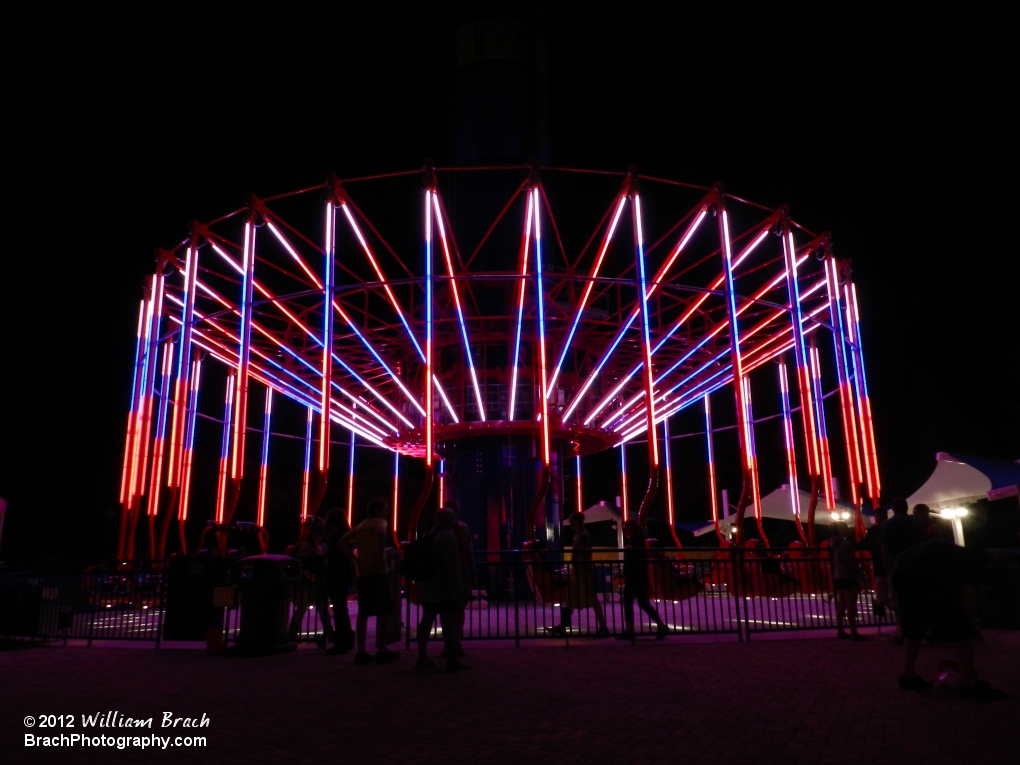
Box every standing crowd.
[284,497,1005,697]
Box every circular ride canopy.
[120,165,880,551]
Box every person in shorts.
[829,521,866,641]
[552,511,608,637]
[415,508,467,671]
[892,540,1002,699]
[342,498,398,666]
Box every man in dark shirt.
[880,497,925,574]
[891,541,1002,699]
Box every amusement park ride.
[116,164,881,561]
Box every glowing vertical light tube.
[347,426,356,525]
[717,191,760,537]
[256,387,273,528]
[146,340,175,517]
[663,416,676,535]
[575,455,583,513]
[433,194,485,421]
[337,201,459,424]
[742,376,766,544]
[319,203,336,475]
[633,195,659,469]
[564,205,710,425]
[533,187,552,466]
[846,282,881,503]
[392,451,400,538]
[119,299,147,506]
[509,193,534,421]
[587,225,784,431]
[216,374,236,524]
[135,271,166,505]
[230,220,257,484]
[704,394,721,542]
[782,223,821,484]
[809,344,835,511]
[778,360,807,542]
[548,193,628,395]
[824,258,864,518]
[619,443,629,521]
[178,355,202,522]
[438,459,445,508]
[301,406,314,519]
[169,245,199,489]
[424,191,434,468]
[128,287,157,506]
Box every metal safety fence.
[0,547,913,647]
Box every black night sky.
[2,8,1016,564]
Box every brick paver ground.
[2,628,1017,764]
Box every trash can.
[0,575,42,638]
[235,554,300,655]
[163,554,231,641]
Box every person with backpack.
[341,498,399,666]
[443,498,476,659]
[414,508,466,671]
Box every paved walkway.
[2,628,1017,764]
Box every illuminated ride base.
[118,165,881,561]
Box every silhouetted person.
[864,507,891,616]
[618,519,668,640]
[880,497,925,643]
[443,498,476,659]
[829,521,866,641]
[415,508,467,671]
[342,498,399,666]
[286,517,332,646]
[892,541,1003,699]
[552,511,608,637]
[324,507,356,654]
[912,503,943,541]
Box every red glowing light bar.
[575,455,583,513]
[619,444,629,521]
[424,190,434,468]
[178,355,202,522]
[509,192,534,422]
[633,195,659,470]
[146,340,175,518]
[216,374,236,524]
[319,204,336,475]
[230,222,257,488]
[742,375,766,543]
[548,191,628,396]
[663,417,676,538]
[119,299,147,507]
[533,187,552,466]
[704,394,722,542]
[338,200,458,424]
[846,282,882,502]
[783,224,822,484]
[824,257,864,519]
[566,206,709,425]
[257,386,273,528]
[347,425,356,525]
[584,215,775,431]
[301,405,313,518]
[433,194,486,421]
[392,451,400,539]
[809,344,835,512]
[168,245,200,490]
[778,360,807,542]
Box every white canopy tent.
[907,453,1020,545]
[685,486,855,538]
[908,453,1020,509]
